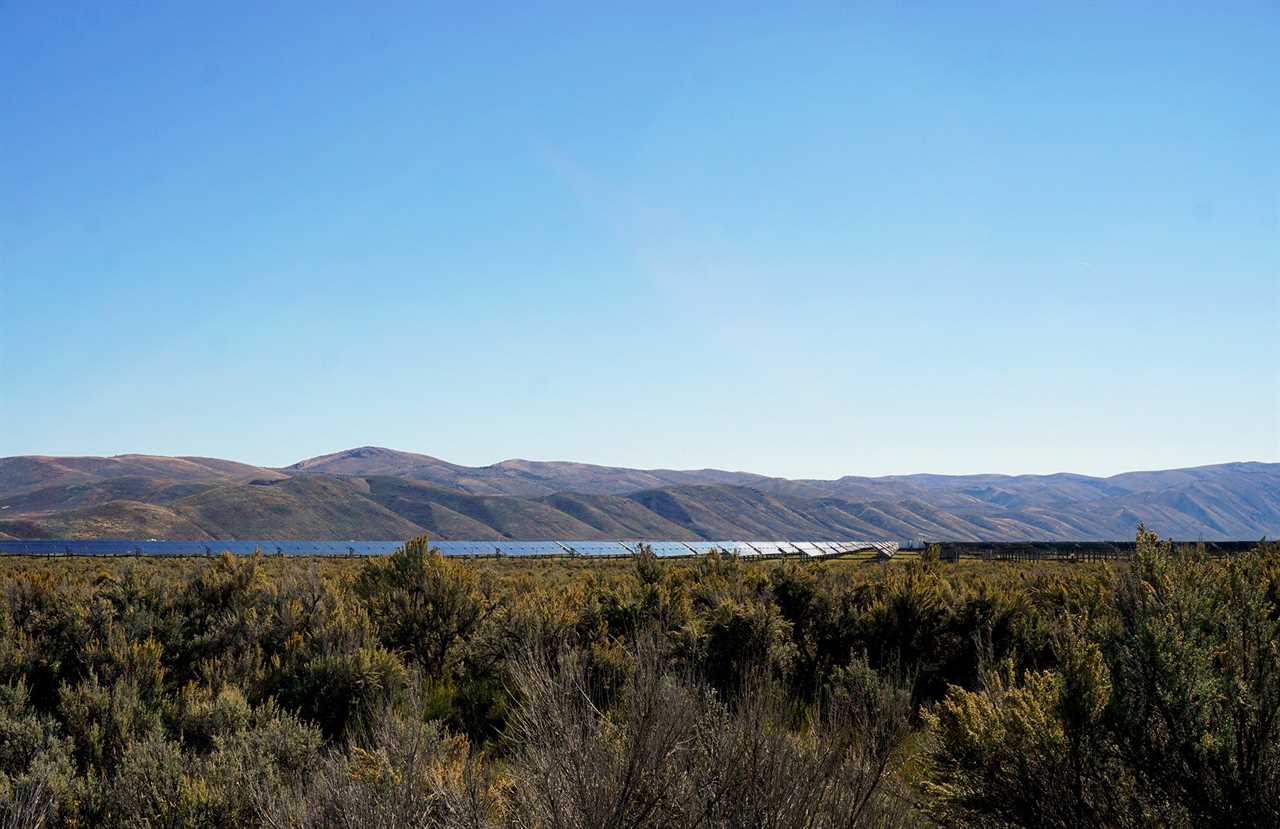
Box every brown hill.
[0,455,284,496]
[0,450,1275,541]
[285,446,771,496]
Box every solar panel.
[0,538,902,560]
[684,541,748,556]
[644,541,695,557]
[563,541,631,556]
[433,541,499,556]
[494,541,565,557]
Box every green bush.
[0,530,1274,827]
[280,646,407,741]
[354,536,502,677]
[925,528,1280,828]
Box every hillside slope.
[1,451,1275,541]
[0,455,284,496]
[285,446,771,496]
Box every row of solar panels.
[429,540,900,558]
[0,539,901,558]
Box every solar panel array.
[432,541,500,556]
[432,540,898,559]
[492,541,567,556]
[643,541,699,558]
[0,538,899,558]
[684,541,751,556]
[561,541,633,556]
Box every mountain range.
[0,447,1276,542]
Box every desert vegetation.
[0,529,1276,828]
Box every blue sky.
[2,2,1277,478]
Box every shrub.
[1105,530,1280,826]
[255,689,497,829]
[279,646,408,741]
[925,529,1280,828]
[58,674,163,775]
[0,679,77,827]
[3,530,1271,827]
[354,536,501,678]
[504,639,914,829]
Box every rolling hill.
[285,446,772,496]
[0,454,285,496]
[0,449,1275,542]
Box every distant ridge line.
[1,451,1276,542]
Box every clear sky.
[2,3,1277,478]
